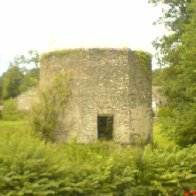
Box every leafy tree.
[152,67,168,86]
[150,0,196,146]
[19,68,39,93]
[11,50,40,93]
[1,65,24,100]
[11,49,39,69]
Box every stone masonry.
[40,48,152,144]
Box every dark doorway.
[98,115,113,140]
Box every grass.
[0,120,38,147]
[0,120,31,136]
[153,118,174,148]
[0,119,173,148]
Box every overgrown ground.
[0,119,171,147]
[0,120,31,134]
[153,118,174,148]
[0,120,195,195]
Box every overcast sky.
[0,0,166,75]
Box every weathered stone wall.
[152,86,167,116]
[40,48,152,144]
[16,88,38,111]
[129,52,152,143]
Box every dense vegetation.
[0,121,195,195]
[150,0,196,147]
[152,68,168,86]
[1,99,25,121]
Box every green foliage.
[150,0,196,147]
[1,99,24,121]
[137,145,196,195]
[0,120,31,134]
[0,50,39,101]
[12,50,40,93]
[31,72,70,141]
[135,51,152,78]
[1,65,24,100]
[152,67,168,86]
[19,68,39,93]
[135,51,151,64]
[0,121,195,195]
[0,123,68,195]
[153,118,174,148]
[175,105,196,146]
[159,104,196,147]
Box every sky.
[0,0,166,75]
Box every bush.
[0,128,68,195]
[135,145,196,195]
[158,104,196,147]
[1,99,24,121]
[31,72,70,141]
[0,124,195,196]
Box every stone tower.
[40,48,152,144]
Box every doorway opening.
[97,115,113,140]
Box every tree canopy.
[150,0,196,146]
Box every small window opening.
[98,115,113,140]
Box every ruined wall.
[152,86,167,116]
[129,51,152,143]
[16,88,38,111]
[40,48,152,144]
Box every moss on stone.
[40,48,132,64]
[40,49,87,64]
[135,50,151,78]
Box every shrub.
[158,104,196,147]
[0,128,69,195]
[0,122,195,195]
[0,128,195,195]
[134,145,196,195]
[31,72,70,141]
